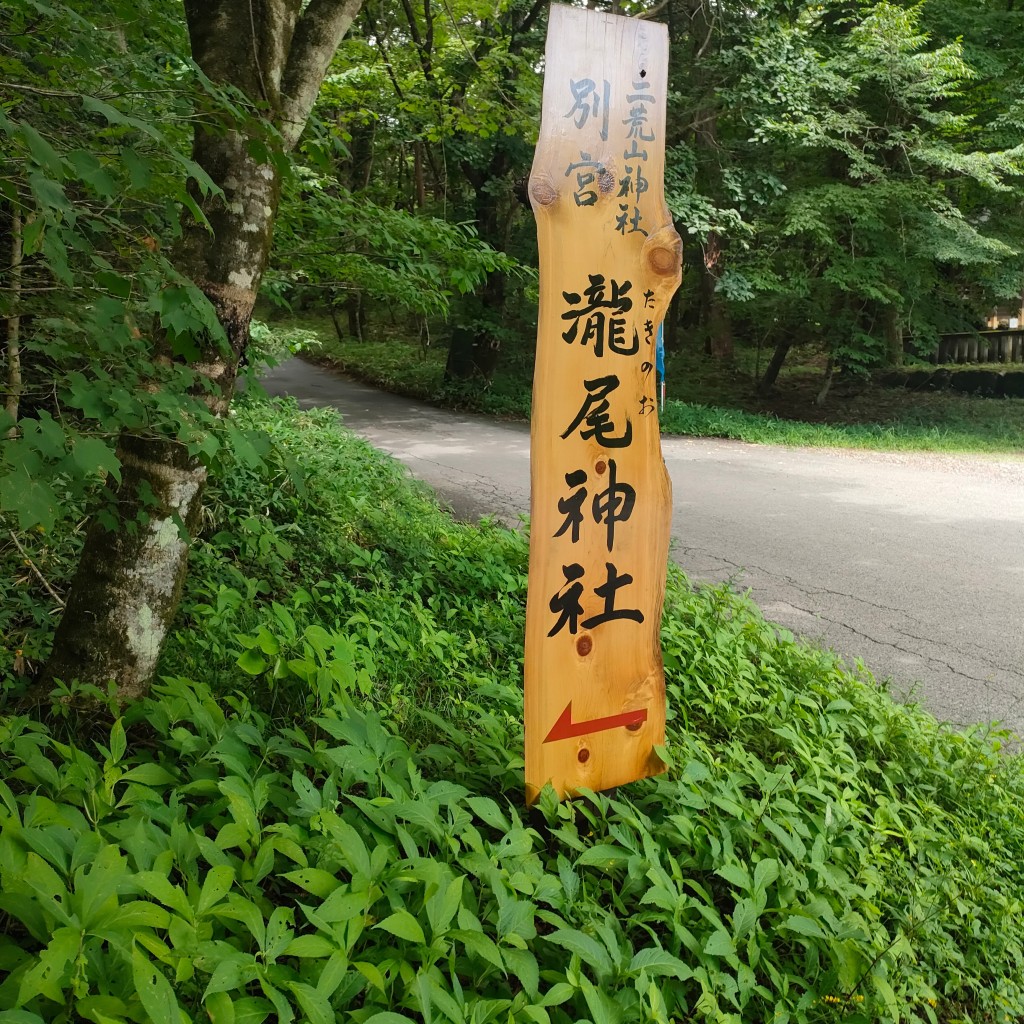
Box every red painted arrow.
[543,701,648,743]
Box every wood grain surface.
[525,4,682,803]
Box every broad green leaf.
[237,648,268,675]
[451,929,503,971]
[544,929,612,977]
[0,1013,46,1024]
[576,844,631,869]
[0,471,59,531]
[67,149,116,197]
[234,997,273,1024]
[132,944,182,1023]
[628,947,693,980]
[465,797,508,830]
[354,960,387,993]
[20,122,62,174]
[426,875,463,938]
[115,901,172,931]
[779,915,826,939]
[282,934,337,958]
[286,981,333,1024]
[120,764,178,787]
[497,898,536,943]
[716,861,750,889]
[753,858,779,892]
[703,930,736,957]
[539,983,575,1006]
[204,955,260,998]
[502,948,539,999]
[17,927,81,1003]
[580,974,623,1024]
[29,171,69,212]
[283,868,341,898]
[198,865,235,914]
[123,149,153,189]
[731,897,762,941]
[205,992,235,1024]
[135,872,193,920]
[108,718,127,763]
[374,910,425,945]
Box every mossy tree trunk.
[43,0,362,699]
[882,305,904,367]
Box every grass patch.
[3,394,1024,1021]
[267,312,1024,454]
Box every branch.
[398,0,434,80]
[363,8,405,101]
[515,0,548,40]
[638,0,671,19]
[423,0,435,76]
[0,81,79,97]
[10,531,66,609]
[279,0,364,151]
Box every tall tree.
[748,2,1023,388]
[358,0,546,380]
[41,0,363,698]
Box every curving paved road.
[262,358,1024,735]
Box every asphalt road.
[262,357,1024,734]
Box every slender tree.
[43,0,363,698]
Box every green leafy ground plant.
[2,397,1024,1023]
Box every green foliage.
[268,170,521,318]
[269,317,1024,453]
[3,398,1024,1023]
[0,0,231,532]
[664,0,1024,376]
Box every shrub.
[2,398,1023,1023]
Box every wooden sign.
[525,4,682,803]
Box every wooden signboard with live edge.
[524,4,682,803]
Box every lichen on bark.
[43,435,206,699]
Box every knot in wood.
[529,177,558,207]
[647,245,680,276]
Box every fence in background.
[931,330,1024,364]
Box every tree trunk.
[882,306,903,367]
[413,142,426,209]
[758,339,791,394]
[41,436,206,698]
[346,293,365,341]
[446,152,510,382]
[701,231,733,360]
[684,0,733,362]
[44,0,362,699]
[329,295,346,342]
[815,354,835,406]
[4,207,23,438]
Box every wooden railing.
[930,330,1024,364]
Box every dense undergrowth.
[272,315,1024,454]
[2,396,1024,1024]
